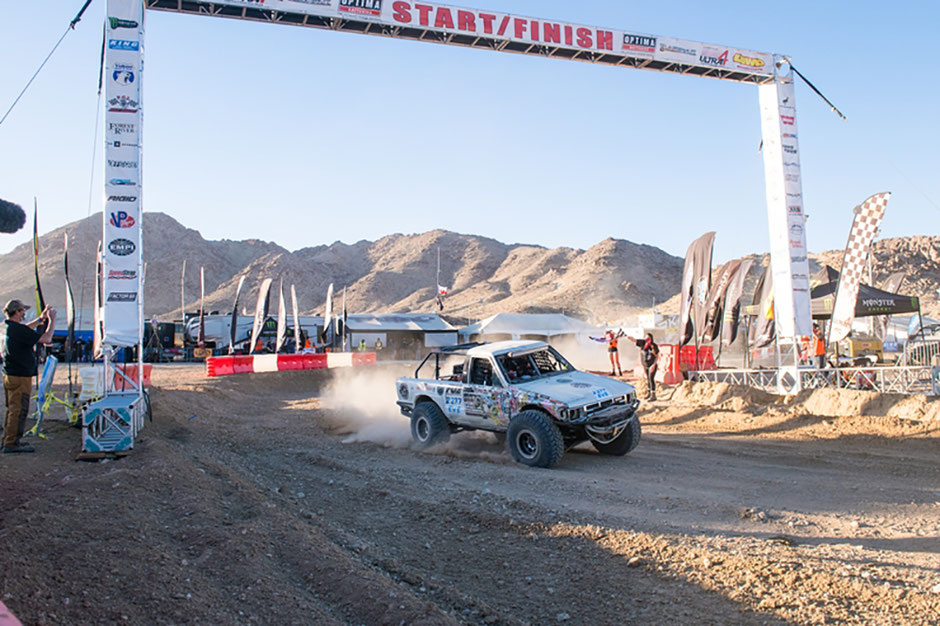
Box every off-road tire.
[591,417,641,456]
[507,410,564,468]
[411,402,451,448]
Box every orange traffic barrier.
[113,363,152,389]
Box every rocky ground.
[1,364,938,625]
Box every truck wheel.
[411,402,450,448]
[591,418,641,456]
[507,410,564,468]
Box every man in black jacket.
[2,299,55,453]
[628,333,660,401]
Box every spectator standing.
[2,299,55,453]
[628,333,660,401]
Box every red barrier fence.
[657,344,716,385]
[206,353,376,377]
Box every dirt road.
[1,365,937,625]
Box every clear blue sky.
[0,1,937,262]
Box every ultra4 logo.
[110,211,136,228]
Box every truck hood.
[512,371,635,407]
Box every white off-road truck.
[395,341,641,468]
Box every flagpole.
[180,260,186,321]
[342,287,347,352]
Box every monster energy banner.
[102,0,144,348]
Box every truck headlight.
[560,407,582,421]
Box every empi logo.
[108,238,136,256]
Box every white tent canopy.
[460,314,601,341]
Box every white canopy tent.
[459,313,601,342]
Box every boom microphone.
[0,198,26,233]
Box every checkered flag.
[830,192,890,343]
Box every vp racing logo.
[109,211,136,228]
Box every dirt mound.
[666,380,939,422]
[668,380,777,410]
[792,388,940,422]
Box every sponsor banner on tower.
[103,0,143,348]
[758,61,812,341]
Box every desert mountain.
[0,212,684,325]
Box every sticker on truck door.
[444,394,463,415]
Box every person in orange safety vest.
[813,324,826,369]
[590,329,625,376]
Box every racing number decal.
[445,395,463,415]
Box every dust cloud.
[320,364,511,462]
[320,366,413,447]
[549,335,641,374]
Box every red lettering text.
[596,30,613,51]
[576,27,592,48]
[479,13,496,34]
[392,1,411,23]
[435,7,454,29]
[543,22,560,44]
[415,3,432,26]
[513,18,527,39]
[457,10,475,32]
[564,25,573,46]
[530,19,539,42]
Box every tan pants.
[3,375,32,448]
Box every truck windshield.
[497,347,573,383]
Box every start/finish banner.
[103,0,144,348]
[205,0,773,78]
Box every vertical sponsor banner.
[249,278,273,354]
[103,0,144,348]
[722,258,754,346]
[759,59,812,346]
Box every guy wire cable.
[0,0,96,128]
